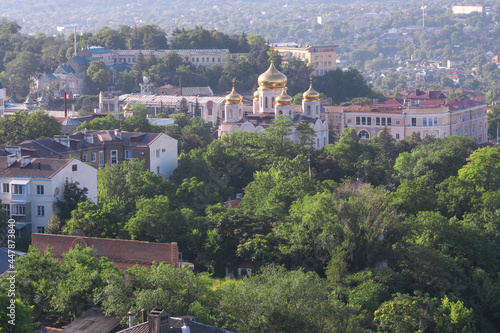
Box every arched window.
[358,130,370,139]
[317,138,320,147]
[272,97,275,108]
[278,110,283,115]
[228,110,233,119]
[260,97,262,109]
[265,97,268,109]
[316,105,319,115]
[307,105,311,115]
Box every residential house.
[6,130,178,180]
[0,156,97,234]
[273,44,338,76]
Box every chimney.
[128,312,134,328]
[20,156,31,168]
[7,154,17,168]
[114,129,122,140]
[141,309,147,323]
[149,309,170,333]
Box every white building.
[218,64,329,149]
[0,156,97,235]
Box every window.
[367,117,371,125]
[396,133,400,140]
[156,149,160,158]
[12,185,24,195]
[396,120,400,125]
[36,185,44,195]
[37,227,45,233]
[411,118,417,126]
[358,130,370,139]
[125,150,132,160]
[423,118,427,126]
[356,117,360,125]
[110,150,118,164]
[387,118,392,126]
[196,57,199,62]
[376,117,380,126]
[157,166,160,174]
[82,154,88,162]
[37,206,45,216]
[347,119,352,124]
[361,117,366,125]
[2,183,9,193]
[72,164,77,171]
[202,57,205,62]
[381,117,386,126]
[434,117,438,126]
[91,153,96,162]
[99,151,104,166]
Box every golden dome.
[123,103,133,112]
[225,80,242,105]
[253,90,259,100]
[303,81,320,102]
[276,89,293,106]
[258,62,287,90]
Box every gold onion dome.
[276,89,293,106]
[253,90,259,100]
[303,81,320,102]
[225,80,242,105]
[123,102,133,112]
[258,62,287,90]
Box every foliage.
[54,179,89,221]
[0,110,61,145]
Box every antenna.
[421,0,427,29]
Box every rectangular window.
[91,153,96,162]
[2,183,9,193]
[423,118,427,126]
[125,150,132,160]
[82,154,88,162]
[356,117,360,125]
[434,117,438,126]
[156,149,160,158]
[396,120,400,125]
[37,226,45,233]
[396,133,400,140]
[192,58,195,62]
[110,150,118,164]
[347,119,352,124]
[12,204,26,216]
[367,117,371,125]
[99,151,104,166]
[157,166,160,174]
[36,185,44,195]
[412,118,417,126]
[212,57,215,62]
[361,117,366,125]
[381,118,386,126]
[72,164,77,171]
[37,206,45,216]
[387,118,392,126]
[376,117,380,126]
[12,185,24,195]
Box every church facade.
[218,62,329,149]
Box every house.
[0,156,97,234]
[4,130,178,180]
[118,309,234,333]
[273,44,338,76]
[32,233,179,271]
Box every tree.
[314,68,375,105]
[24,110,62,140]
[0,293,37,333]
[447,92,469,101]
[434,296,478,333]
[458,147,500,192]
[487,105,500,139]
[86,60,112,93]
[54,179,89,221]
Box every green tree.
[54,179,89,221]
[458,147,500,192]
[447,92,469,101]
[86,60,112,93]
[434,296,478,333]
[0,293,38,332]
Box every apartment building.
[0,156,97,234]
[273,44,338,76]
[2,130,178,180]
[339,99,488,143]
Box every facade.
[452,4,488,14]
[0,156,98,234]
[99,92,226,123]
[273,44,338,76]
[339,99,488,143]
[3,130,178,180]
[32,233,179,271]
[218,65,329,150]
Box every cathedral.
[218,62,329,149]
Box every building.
[5,130,178,180]
[339,99,488,143]
[273,44,338,76]
[99,92,226,124]
[218,65,329,150]
[0,156,97,234]
[452,4,489,15]
[32,233,179,271]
